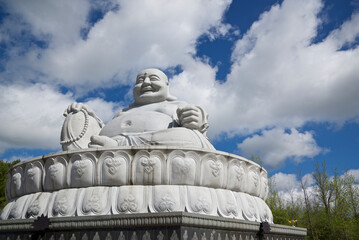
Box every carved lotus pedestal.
[0,147,306,240]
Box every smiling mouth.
[141,87,153,93]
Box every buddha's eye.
[150,75,160,81]
[136,77,144,83]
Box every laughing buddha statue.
[60,68,214,150]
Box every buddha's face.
[133,69,169,105]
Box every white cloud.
[0,0,232,93]
[172,0,359,138]
[237,128,324,169]
[0,84,117,154]
[3,0,90,46]
[1,0,359,168]
[346,169,359,183]
[271,172,298,192]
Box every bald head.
[133,68,170,105]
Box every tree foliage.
[0,159,20,209]
[267,160,359,240]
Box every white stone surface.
[2,69,274,224]
[5,148,268,201]
[0,185,273,223]
[61,69,214,150]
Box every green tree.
[0,159,21,209]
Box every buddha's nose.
[143,76,151,85]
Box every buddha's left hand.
[177,105,205,131]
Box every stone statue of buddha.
[61,68,214,150]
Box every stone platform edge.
[0,212,306,237]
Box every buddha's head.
[133,68,172,105]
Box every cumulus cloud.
[172,0,359,138]
[237,128,325,169]
[346,169,359,183]
[1,0,359,169]
[271,172,298,192]
[0,0,232,92]
[0,84,117,154]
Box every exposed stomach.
[99,111,174,137]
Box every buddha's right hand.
[64,102,104,127]
[64,102,93,116]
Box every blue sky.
[0,0,359,194]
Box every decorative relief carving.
[151,185,182,213]
[5,148,270,202]
[143,231,151,240]
[93,232,100,240]
[259,171,269,200]
[157,194,175,212]
[168,150,197,185]
[216,189,239,218]
[105,232,112,240]
[68,153,96,188]
[25,161,43,194]
[8,195,29,219]
[79,187,110,215]
[183,230,188,240]
[10,166,24,198]
[119,194,138,212]
[246,166,260,196]
[200,154,226,188]
[70,233,76,240]
[133,151,164,185]
[186,186,215,215]
[50,189,77,217]
[114,186,146,214]
[99,151,129,186]
[44,157,67,191]
[157,231,165,240]
[131,232,138,240]
[227,160,246,192]
[170,231,179,240]
[119,232,125,240]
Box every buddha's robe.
[97,101,214,150]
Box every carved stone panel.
[259,171,269,200]
[10,166,24,198]
[25,161,44,194]
[227,159,246,192]
[216,189,240,219]
[186,186,216,215]
[77,187,111,216]
[98,151,129,186]
[113,185,147,214]
[132,150,164,185]
[200,154,226,188]
[150,185,183,213]
[235,192,259,222]
[48,188,78,217]
[168,150,198,185]
[44,156,67,191]
[246,166,260,197]
[25,192,51,218]
[7,195,29,220]
[68,153,96,188]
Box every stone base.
[0,212,306,240]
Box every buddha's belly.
[99,111,173,137]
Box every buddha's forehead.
[137,68,168,82]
